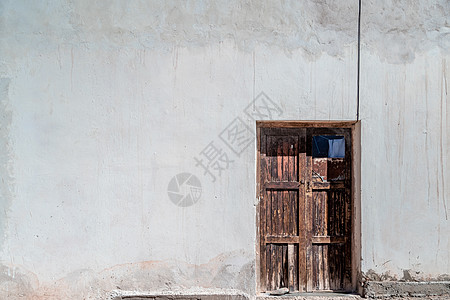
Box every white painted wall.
[0,1,448,298]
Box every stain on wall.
[0,251,254,300]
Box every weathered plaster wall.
[0,0,448,299]
[360,51,450,281]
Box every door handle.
[300,180,311,191]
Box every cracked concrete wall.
[0,0,449,298]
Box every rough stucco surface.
[0,0,449,299]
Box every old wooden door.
[259,127,352,293]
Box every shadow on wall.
[0,250,255,300]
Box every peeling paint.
[0,264,39,299]
[0,1,449,63]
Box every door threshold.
[257,292,361,299]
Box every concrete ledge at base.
[109,289,249,300]
[257,292,361,300]
[364,281,450,298]
[113,296,247,300]
[111,292,362,300]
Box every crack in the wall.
[441,59,448,220]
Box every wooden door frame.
[256,120,361,294]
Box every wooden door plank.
[275,190,281,235]
[269,136,277,181]
[318,245,324,290]
[305,155,313,292]
[288,138,297,237]
[323,245,330,290]
[291,191,297,236]
[288,191,294,236]
[275,140,283,236]
[288,137,296,182]
[268,244,272,291]
[282,139,290,181]
[265,236,300,243]
[344,186,352,290]
[260,188,267,291]
[271,244,276,290]
[311,236,346,244]
[311,181,345,190]
[343,131,352,292]
[298,152,307,291]
[283,244,288,288]
[264,182,300,189]
[277,138,283,181]
[282,190,288,235]
[276,245,282,288]
[323,191,328,237]
[260,132,268,291]
[294,244,299,291]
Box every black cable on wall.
[357,0,361,121]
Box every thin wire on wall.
[357,0,361,121]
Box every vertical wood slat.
[306,155,313,291]
[288,244,295,291]
[344,130,352,291]
[344,131,352,291]
[271,243,276,290]
[323,245,330,290]
[277,138,283,181]
[266,190,272,290]
[298,152,307,291]
[276,140,283,236]
[294,244,299,290]
[284,245,287,288]
[345,188,352,289]
[318,245,324,290]
[264,133,272,291]
[260,132,267,291]
[323,189,328,236]
[288,138,296,235]
[278,139,284,289]
[283,140,290,181]
[276,245,281,289]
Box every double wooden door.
[259,127,352,293]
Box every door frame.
[256,120,361,294]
